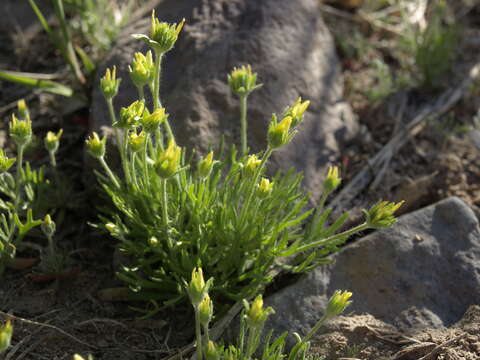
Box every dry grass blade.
[0,311,98,350]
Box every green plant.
[400,0,459,90]
[89,12,403,313]
[0,0,133,97]
[0,101,67,275]
[74,268,352,360]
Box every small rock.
[266,197,480,342]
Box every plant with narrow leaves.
[0,101,66,275]
[90,11,403,314]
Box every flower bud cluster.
[228,65,262,97]
[9,113,32,148]
[129,51,154,88]
[154,140,182,179]
[364,200,404,229]
[100,66,121,100]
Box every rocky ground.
[0,0,479,359]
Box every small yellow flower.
[129,51,154,87]
[283,97,310,127]
[205,341,220,360]
[17,99,29,120]
[323,166,341,194]
[9,113,32,147]
[154,139,182,179]
[133,11,185,54]
[267,114,293,149]
[228,65,262,97]
[244,295,274,329]
[44,129,63,153]
[325,290,352,318]
[117,101,145,129]
[257,178,274,197]
[187,267,211,307]
[0,320,13,354]
[364,200,404,229]
[198,294,213,326]
[85,132,106,159]
[100,66,121,100]
[243,154,262,177]
[198,151,215,179]
[128,131,147,153]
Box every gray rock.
[266,197,480,342]
[91,0,358,200]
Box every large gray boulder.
[91,0,358,200]
[266,197,480,341]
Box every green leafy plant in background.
[88,11,403,313]
[0,101,67,275]
[400,0,459,90]
[0,0,133,97]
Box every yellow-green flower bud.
[17,99,29,121]
[0,320,12,354]
[86,132,106,159]
[105,223,116,233]
[187,267,212,307]
[198,294,213,327]
[257,178,274,198]
[41,214,56,238]
[267,114,293,149]
[325,290,352,318]
[128,131,147,153]
[117,101,145,129]
[243,154,261,177]
[44,129,63,153]
[100,66,121,100]
[198,151,214,179]
[323,166,341,194]
[244,295,274,329]
[282,97,310,127]
[154,139,182,179]
[148,236,159,247]
[129,51,155,88]
[9,114,32,147]
[133,11,185,54]
[205,341,220,360]
[141,108,168,133]
[228,65,262,97]
[364,200,404,229]
[0,150,15,173]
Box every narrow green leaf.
[0,70,73,97]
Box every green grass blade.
[75,46,95,74]
[0,70,73,97]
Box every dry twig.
[330,62,480,214]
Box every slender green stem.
[143,138,150,188]
[7,145,25,243]
[295,222,369,254]
[99,156,121,189]
[194,307,203,360]
[123,129,131,184]
[152,50,175,142]
[202,324,210,350]
[153,51,163,110]
[131,153,140,190]
[306,191,329,238]
[245,327,259,360]
[240,94,248,156]
[107,98,123,155]
[137,86,145,102]
[160,179,171,248]
[303,314,329,343]
[52,0,85,84]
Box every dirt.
[311,305,480,360]
[1,1,480,360]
